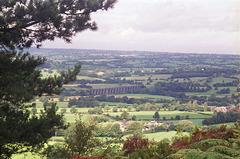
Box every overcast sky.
[43,0,240,54]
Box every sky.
[43,0,240,54]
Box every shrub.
[122,135,149,156]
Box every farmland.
[13,48,240,158]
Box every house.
[208,106,216,111]
[147,120,160,126]
[120,120,174,132]
[208,106,233,112]
[142,126,151,131]
[214,107,228,112]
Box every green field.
[12,153,42,159]
[170,119,205,126]
[34,107,212,126]
[76,75,105,81]
[107,111,213,121]
[40,69,59,78]
[122,74,172,81]
[143,131,188,142]
[113,94,174,100]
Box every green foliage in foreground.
[0,50,81,158]
[0,104,66,158]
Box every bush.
[88,108,103,114]
[122,136,149,156]
[128,140,172,159]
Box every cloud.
[43,0,240,54]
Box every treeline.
[170,68,238,79]
[67,95,171,108]
[202,111,240,125]
[133,81,238,105]
[190,95,233,106]
[68,97,100,108]
[95,94,171,104]
[64,92,236,108]
[74,78,137,85]
[135,82,211,95]
[213,80,239,87]
[216,88,230,94]
[171,72,210,79]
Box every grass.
[99,102,119,106]
[143,131,188,142]
[56,102,69,108]
[63,86,87,90]
[171,119,205,126]
[122,74,172,81]
[107,111,213,121]
[49,136,65,143]
[40,69,59,78]
[76,75,105,81]
[206,122,236,129]
[211,77,235,84]
[12,153,42,159]
[186,86,237,97]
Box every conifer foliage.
[0,0,117,158]
[0,0,117,49]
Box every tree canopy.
[0,0,117,49]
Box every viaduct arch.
[85,85,142,95]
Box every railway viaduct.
[86,85,143,95]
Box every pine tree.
[0,0,117,157]
[0,0,117,49]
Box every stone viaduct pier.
[86,85,143,95]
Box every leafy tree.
[120,111,130,120]
[192,100,197,112]
[153,111,160,120]
[0,0,117,157]
[203,102,208,112]
[176,120,194,132]
[104,105,111,112]
[168,124,176,131]
[175,115,181,120]
[176,126,183,137]
[126,122,144,134]
[132,115,137,121]
[109,124,123,138]
[53,117,98,158]
[127,106,132,112]
[188,100,192,110]
[155,123,168,132]
[88,107,103,115]
[122,136,149,156]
